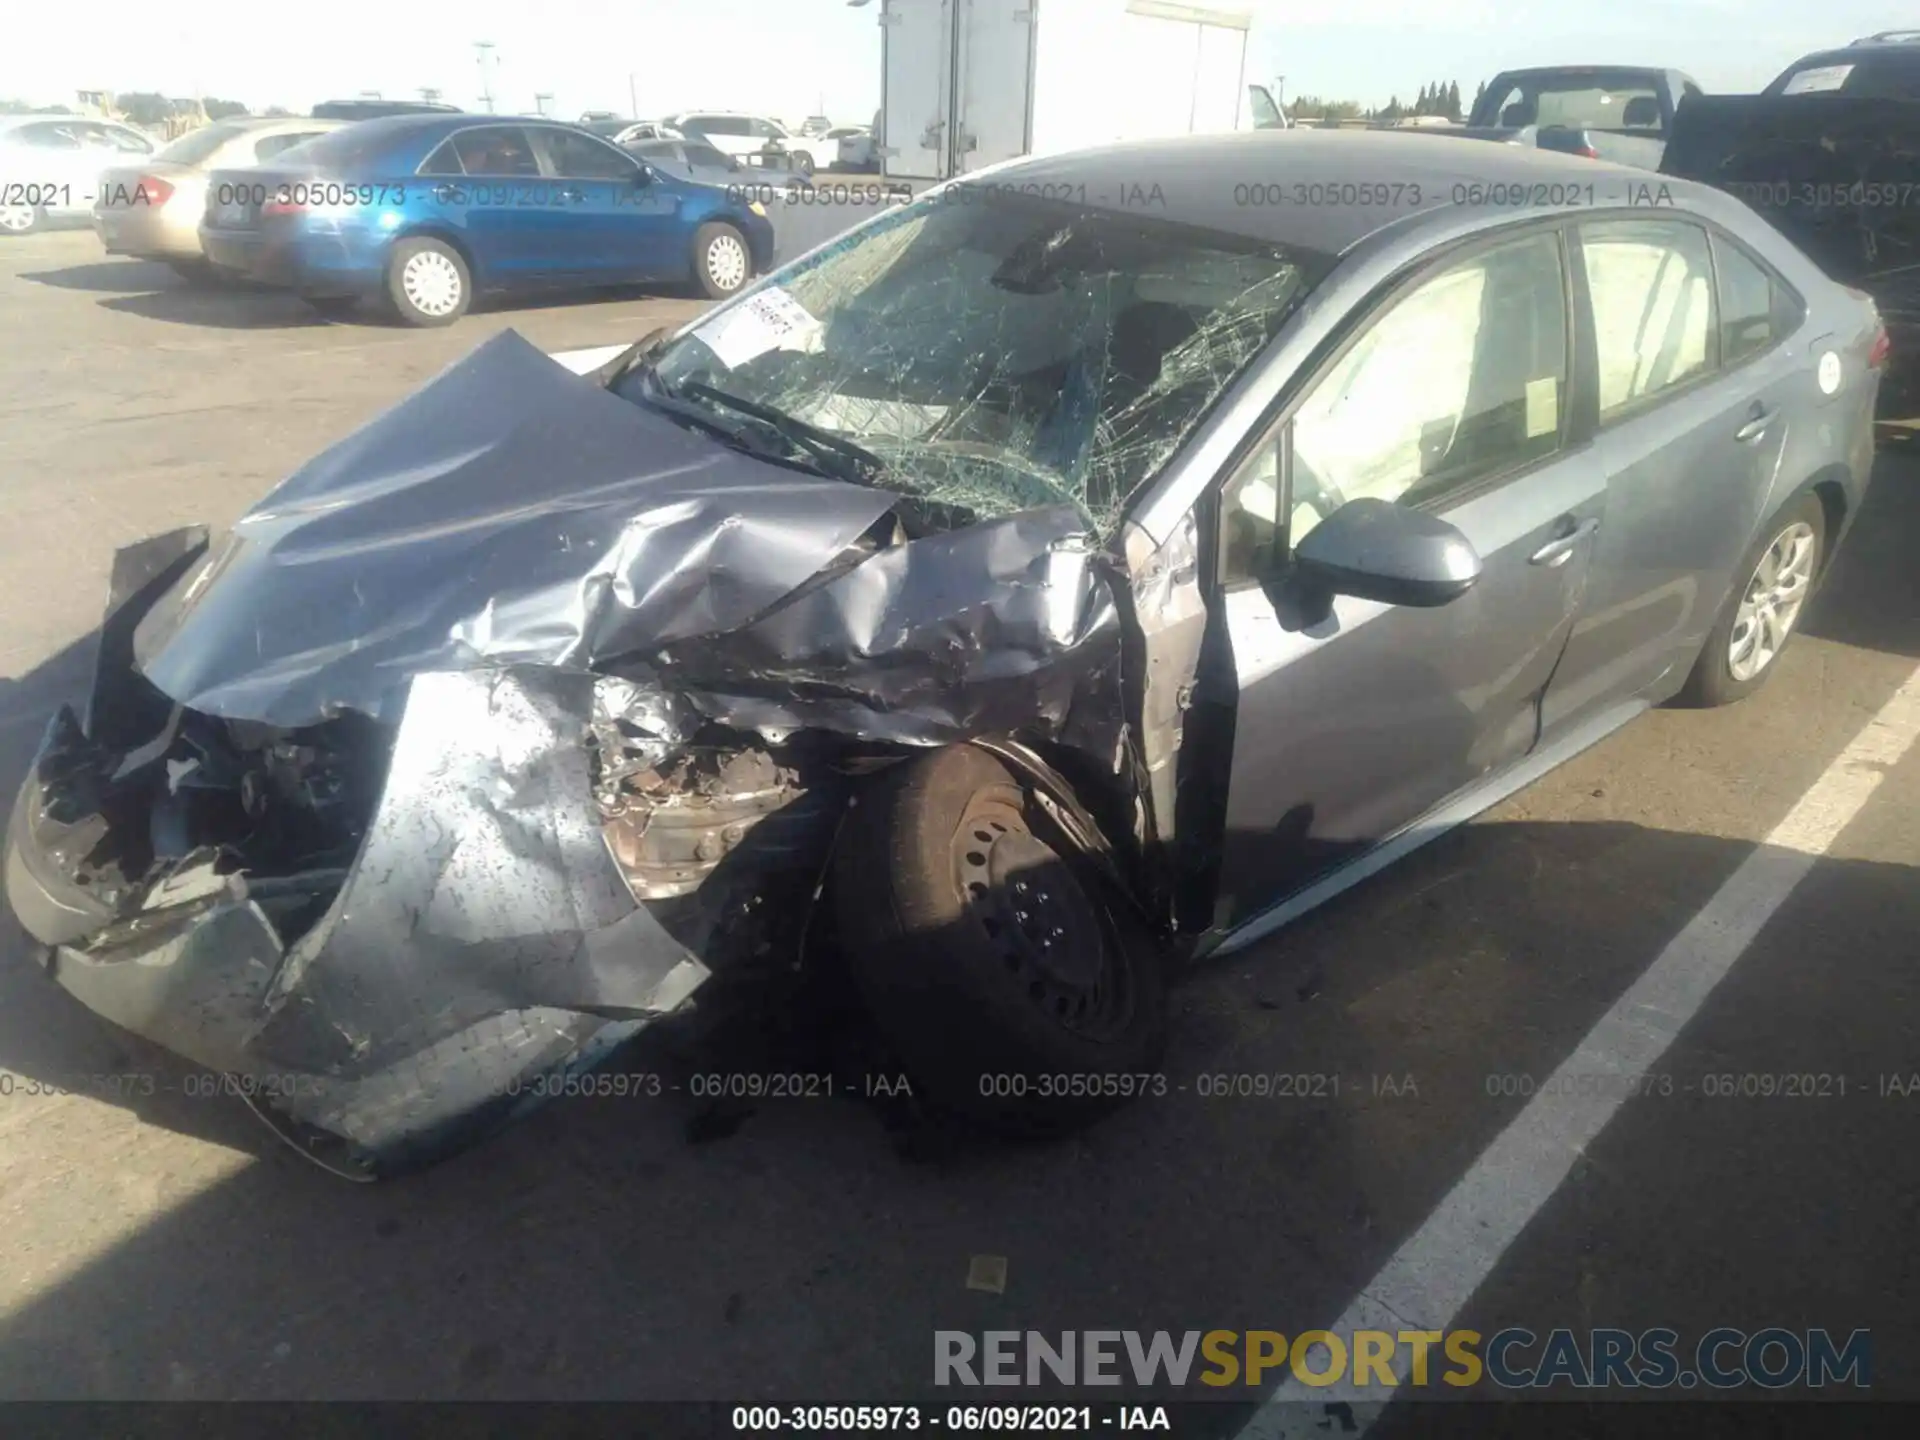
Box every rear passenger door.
[1540,218,1806,731]
[424,125,549,287]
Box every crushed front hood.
[132,329,900,728]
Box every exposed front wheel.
[693,221,752,299]
[0,203,42,236]
[1678,492,1826,707]
[831,746,1168,1137]
[789,151,816,179]
[384,237,471,326]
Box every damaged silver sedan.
[5,133,1883,1175]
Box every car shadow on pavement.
[0,805,1914,1411]
[18,259,184,294]
[1799,453,1920,659]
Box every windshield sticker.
[1782,65,1854,95]
[693,286,825,369]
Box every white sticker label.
[1818,350,1842,394]
[1525,376,1560,437]
[1782,64,1854,95]
[691,286,824,369]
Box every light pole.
[474,42,496,113]
[533,92,553,117]
[628,72,639,119]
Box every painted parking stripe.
[1238,661,1920,1436]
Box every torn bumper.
[4,667,709,1174]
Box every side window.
[1295,233,1567,510]
[700,116,748,137]
[750,118,783,139]
[1580,219,1716,421]
[1220,231,1569,584]
[1713,236,1798,367]
[450,126,540,177]
[685,141,733,169]
[418,140,465,177]
[539,129,637,179]
[104,126,154,153]
[254,131,322,162]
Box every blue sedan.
[198,115,776,325]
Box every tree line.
[1286,79,1489,126]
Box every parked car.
[310,99,464,120]
[1429,66,1700,168]
[797,115,834,138]
[0,114,157,234]
[5,132,1883,1174]
[620,135,762,186]
[197,115,774,325]
[93,117,346,279]
[1763,30,1920,97]
[611,120,685,144]
[661,111,822,176]
[1665,39,1920,418]
[834,124,876,171]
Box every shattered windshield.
[630,187,1330,532]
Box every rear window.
[1484,71,1666,131]
[288,126,411,171]
[157,123,248,165]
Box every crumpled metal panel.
[130,330,897,728]
[658,506,1125,746]
[46,667,707,1169]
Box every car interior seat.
[1621,96,1661,128]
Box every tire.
[692,221,753,299]
[1677,491,1826,707]
[789,150,816,179]
[383,236,470,327]
[303,294,360,319]
[0,203,42,236]
[831,745,1168,1137]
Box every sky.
[2,1,1909,124]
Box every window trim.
[1211,216,1583,593]
[1706,227,1807,376]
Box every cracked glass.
[641,187,1330,533]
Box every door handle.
[1734,406,1775,443]
[1529,516,1601,567]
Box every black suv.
[1763,31,1920,98]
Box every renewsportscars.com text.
[934,1328,1871,1390]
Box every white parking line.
[1237,662,1920,1437]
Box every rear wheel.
[831,746,1168,1136]
[1678,491,1826,707]
[384,237,470,326]
[789,150,816,179]
[692,221,752,299]
[0,203,42,236]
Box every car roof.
[977,129,1726,256]
[0,113,138,131]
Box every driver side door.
[1206,225,1610,930]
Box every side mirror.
[1290,498,1481,608]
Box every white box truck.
[866,0,1285,182]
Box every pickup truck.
[1429,66,1702,170]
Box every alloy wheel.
[1728,521,1817,682]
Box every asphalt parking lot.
[0,224,1916,1430]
